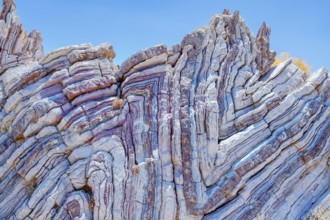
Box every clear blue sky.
[12,0,330,71]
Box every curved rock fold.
[0,1,329,219]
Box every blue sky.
[13,0,330,71]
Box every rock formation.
[0,1,329,219]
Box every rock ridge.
[0,2,329,220]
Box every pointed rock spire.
[223,9,230,15]
[0,0,16,20]
[256,22,276,75]
[0,0,44,71]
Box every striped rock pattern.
[0,1,329,219]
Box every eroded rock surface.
[0,1,329,219]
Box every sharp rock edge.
[0,1,329,220]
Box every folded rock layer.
[0,1,329,219]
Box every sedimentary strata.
[0,1,329,219]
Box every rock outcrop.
[0,1,329,219]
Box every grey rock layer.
[0,1,329,220]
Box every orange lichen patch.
[88,198,95,211]
[112,98,124,110]
[100,47,116,60]
[97,43,116,60]
[132,164,139,175]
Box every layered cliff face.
[0,0,329,219]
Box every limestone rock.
[0,2,329,220]
[0,0,43,73]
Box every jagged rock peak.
[256,22,276,75]
[0,0,15,20]
[0,1,329,220]
[223,8,230,15]
[0,0,43,72]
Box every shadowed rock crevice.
[0,2,329,220]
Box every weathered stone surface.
[0,0,43,73]
[0,2,329,220]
